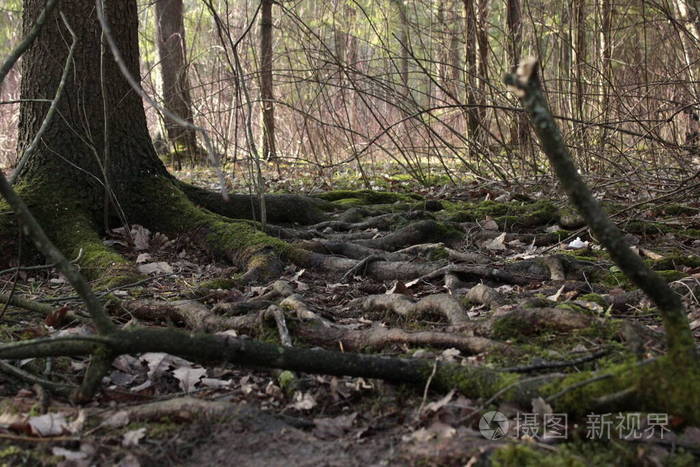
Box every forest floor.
[1,162,700,466]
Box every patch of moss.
[433,363,520,398]
[492,440,696,467]
[655,269,687,282]
[125,419,180,438]
[444,199,559,228]
[649,255,700,271]
[491,444,585,467]
[555,302,594,314]
[129,177,292,272]
[622,220,673,235]
[653,204,699,216]
[579,293,607,307]
[278,370,297,395]
[538,355,700,423]
[9,178,139,285]
[559,206,586,229]
[427,246,449,261]
[595,269,633,289]
[0,444,51,466]
[496,202,560,228]
[492,314,536,341]
[199,278,237,290]
[332,198,365,207]
[677,229,700,239]
[315,190,421,204]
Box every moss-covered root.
[43,209,140,288]
[129,177,291,283]
[4,186,139,288]
[202,221,287,284]
[434,355,700,424]
[179,181,330,225]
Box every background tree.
[259,0,276,160]
[155,0,198,167]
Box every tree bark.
[260,0,277,161]
[17,0,167,200]
[155,0,198,167]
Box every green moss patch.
[314,189,422,205]
[444,199,559,228]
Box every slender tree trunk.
[574,0,587,126]
[392,0,410,97]
[476,0,489,120]
[155,0,198,167]
[505,0,529,149]
[597,0,613,157]
[573,0,588,166]
[559,2,571,117]
[463,0,480,153]
[448,1,462,96]
[260,0,277,161]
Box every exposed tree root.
[1,186,141,287]
[354,220,462,251]
[291,249,440,280]
[465,284,506,308]
[355,293,470,327]
[5,328,700,423]
[180,181,329,225]
[296,323,506,355]
[2,145,697,431]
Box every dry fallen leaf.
[423,389,456,413]
[137,262,173,275]
[289,391,317,410]
[173,367,207,393]
[140,352,193,379]
[484,233,507,250]
[136,253,152,264]
[67,410,87,434]
[52,446,89,462]
[122,427,147,447]
[132,225,151,251]
[28,412,68,436]
[102,410,130,428]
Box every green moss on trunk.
[6,181,138,286]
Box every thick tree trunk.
[17,0,167,200]
[260,0,277,161]
[13,0,317,284]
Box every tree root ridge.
[7,328,700,423]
